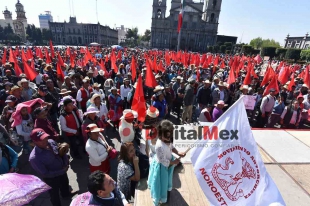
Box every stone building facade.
[1,0,28,41]
[151,0,222,52]
[284,33,310,50]
[49,17,118,46]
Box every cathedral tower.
[152,0,167,19]
[15,0,27,21]
[3,7,12,20]
[202,0,222,23]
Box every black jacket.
[196,86,212,105]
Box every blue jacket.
[0,144,18,174]
[153,99,167,118]
[272,100,285,115]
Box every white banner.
[191,97,285,206]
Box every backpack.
[255,96,276,111]
[0,143,12,170]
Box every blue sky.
[1,0,309,45]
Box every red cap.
[30,128,50,142]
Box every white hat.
[153,85,164,92]
[90,94,102,103]
[241,85,249,90]
[123,109,138,118]
[146,106,159,118]
[86,123,104,133]
[99,70,105,76]
[215,100,228,107]
[84,107,100,115]
[302,84,309,88]
[17,78,29,87]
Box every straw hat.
[218,81,225,87]
[86,123,104,133]
[44,64,52,71]
[204,80,211,84]
[155,74,162,79]
[17,78,29,87]
[59,89,71,95]
[109,86,117,92]
[214,100,228,107]
[240,85,249,90]
[10,86,21,93]
[90,93,102,103]
[153,85,164,92]
[146,106,159,118]
[93,82,101,88]
[302,84,309,88]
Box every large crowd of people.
[0,45,309,206]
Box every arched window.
[213,0,217,8]
[157,9,162,18]
[210,13,215,23]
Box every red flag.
[105,55,109,62]
[9,48,22,76]
[100,59,109,78]
[304,65,310,88]
[56,63,65,81]
[261,65,275,87]
[35,47,44,59]
[27,48,33,60]
[153,56,158,73]
[70,54,75,68]
[49,40,55,58]
[131,56,137,81]
[288,74,295,92]
[66,47,71,56]
[278,66,290,85]
[117,50,122,61]
[21,50,28,62]
[263,75,279,96]
[213,55,219,67]
[157,60,165,72]
[131,75,146,122]
[226,70,236,87]
[30,59,35,69]
[145,59,158,88]
[44,47,51,64]
[165,52,171,66]
[57,53,64,67]
[22,59,37,81]
[243,70,252,85]
[202,60,209,69]
[220,61,225,69]
[9,48,15,63]
[1,48,6,65]
[110,51,118,73]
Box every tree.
[42,29,52,42]
[4,24,14,34]
[285,49,302,61]
[241,45,253,55]
[125,27,139,47]
[276,48,288,60]
[141,29,151,42]
[220,45,226,53]
[250,37,280,49]
[300,50,310,61]
[261,47,276,58]
[250,37,263,49]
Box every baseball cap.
[30,128,50,142]
[5,95,17,103]
[39,85,48,92]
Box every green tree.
[141,29,151,42]
[285,49,302,61]
[300,50,310,61]
[4,23,14,34]
[261,47,276,58]
[35,28,43,44]
[125,27,139,47]
[250,37,280,49]
[220,45,226,53]
[276,48,288,60]
[241,45,253,55]
[42,29,52,42]
[250,37,263,49]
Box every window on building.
[210,13,215,23]
[73,29,75,34]
[192,23,196,29]
[213,0,217,8]
[68,28,71,33]
[174,21,178,27]
[157,9,162,18]
[174,13,178,21]
[193,15,198,22]
[183,22,187,29]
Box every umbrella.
[89,42,100,46]
[0,173,51,206]
[70,192,94,206]
[111,45,124,50]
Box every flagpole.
[177,28,181,51]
